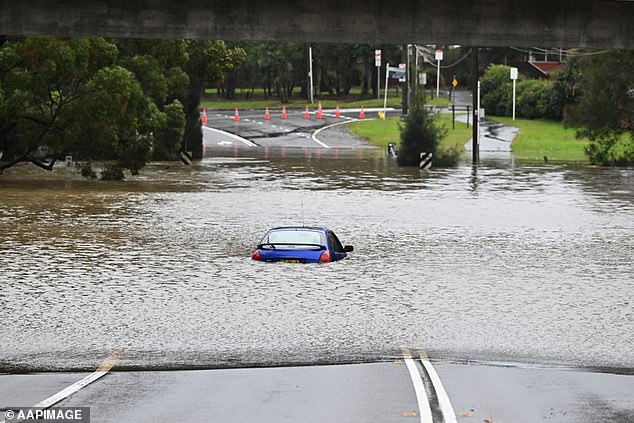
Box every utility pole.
[472,47,479,164]
[402,44,408,116]
[375,49,381,100]
[308,45,314,104]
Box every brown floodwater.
[0,149,632,372]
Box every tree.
[480,64,513,116]
[68,66,159,178]
[0,37,119,174]
[183,40,245,158]
[566,50,634,166]
[153,100,186,161]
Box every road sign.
[419,72,427,85]
[452,78,458,87]
[388,65,406,81]
[510,67,518,80]
[375,49,381,67]
[398,63,406,82]
[435,49,444,61]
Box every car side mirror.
[344,245,354,252]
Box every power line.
[415,46,473,68]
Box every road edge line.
[202,126,258,147]
[419,353,457,423]
[311,118,361,148]
[401,347,433,423]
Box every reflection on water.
[0,150,632,371]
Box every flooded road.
[0,150,632,372]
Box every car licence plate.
[281,259,300,263]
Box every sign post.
[510,67,518,120]
[384,64,406,118]
[375,49,381,100]
[308,46,314,104]
[435,49,443,98]
[383,62,390,118]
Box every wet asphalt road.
[201,108,387,150]
[2,359,634,423]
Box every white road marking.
[420,353,457,423]
[202,126,257,147]
[0,350,124,423]
[311,118,361,149]
[401,347,433,423]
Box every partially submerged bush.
[583,128,634,166]
[397,105,447,167]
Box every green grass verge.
[347,113,470,152]
[490,116,587,161]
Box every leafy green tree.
[480,64,513,116]
[68,66,158,178]
[0,37,119,173]
[153,99,186,161]
[566,50,634,166]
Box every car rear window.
[265,230,324,246]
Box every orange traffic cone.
[201,108,207,125]
[303,105,310,119]
[359,106,365,119]
[264,107,271,120]
[233,107,240,122]
[281,106,288,119]
[335,105,341,118]
[317,102,323,119]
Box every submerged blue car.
[251,227,353,263]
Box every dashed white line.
[402,347,433,423]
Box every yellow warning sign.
[452,79,458,87]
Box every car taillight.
[251,250,261,260]
[319,251,331,263]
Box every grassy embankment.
[348,114,471,153]
[349,113,591,161]
[201,87,450,110]
[490,116,587,161]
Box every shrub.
[397,105,447,167]
[582,127,634,166]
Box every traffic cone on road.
[281,106,288,120]
[264,107,271,120]
[233,107,240,122]
[359,106,365,119]
[303,105,310,119]
[335,105,341,118]
[201,108,207,125]
[317,102,323,120]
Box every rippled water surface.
[1,150,632,371]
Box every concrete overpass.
[0,0,633,49]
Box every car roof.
[268,226,330,232]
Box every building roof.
[528,61,563,76]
